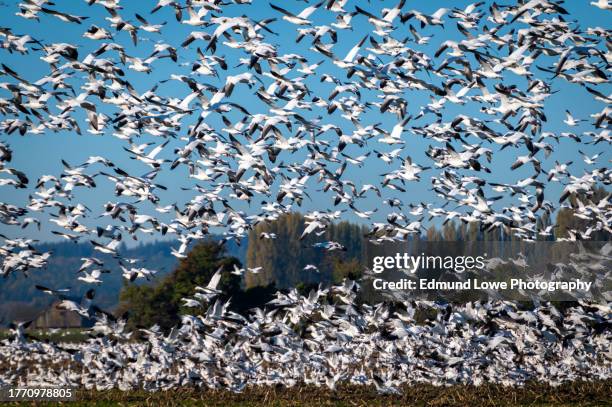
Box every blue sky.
[0,0,610,244]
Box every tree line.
[118,187,609,330]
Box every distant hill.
[0,238,247,323]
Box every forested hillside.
[245,192,609,292]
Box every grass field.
[2,380,610,406]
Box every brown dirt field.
[3,380,611,406]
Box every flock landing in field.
[0,288,611,392]
[0,0,611,393]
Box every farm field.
[3,381,610,406]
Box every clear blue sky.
[0,0,609,244]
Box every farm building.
[32,300,94,329]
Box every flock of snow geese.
[0,0,611,393]
[1,282,611,392]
